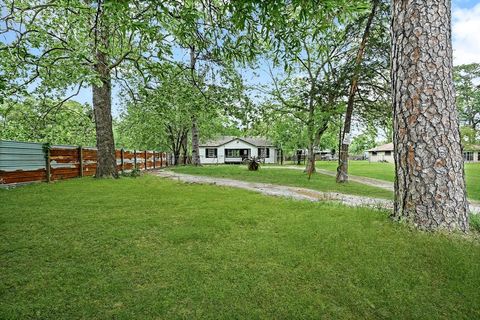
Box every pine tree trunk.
[391,0,469,231]
[92,49,117,178]
[191,115,201,166]
[336,0,378,183]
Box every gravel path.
[154,170,391,211]
[152,169,479,214]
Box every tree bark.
[189,46,202,166]
[391,0,469,231]
[305,105,316,175]
[181,132,188,165]
[191,115,201,166]
[336,0,378,183]
[92,47,117,178]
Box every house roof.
[366,143,480,152]
[200,136,275,147]
[367,142,394,152]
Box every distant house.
[367,142,480,163]
[199,136,279,164]
[463,145,480,163]
[367,143,394,163]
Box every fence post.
[121,148,125,173]
[145,150,148,170]
[134,150,137,169]
[79,146,84,177]
[153,152,156,169]
[43,143,51,183]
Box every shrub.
[245,157,261,171]
[120,165,142,178]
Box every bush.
[121,165,142,178]
[244,157,261,171]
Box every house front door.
[240,149,250,160]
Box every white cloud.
[452,3,480,65]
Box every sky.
[452,0,480,65]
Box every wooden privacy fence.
[0,140,172,185]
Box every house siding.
[199,139,277,164]
[463,150,480,163]
[368,151,394,163]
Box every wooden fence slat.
[79,146,84,177]
[121,148,124,172]
[45,145,51,183]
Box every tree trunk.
[391,0,469,231]
[191,115,201,166]
[305,143,316,175]
[305,106,316,174]
[181,132,188,165]
[189,46,202,166]
[336,0,378,183]
[92,49,117,178]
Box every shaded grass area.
[1,176,479,319]
[316,161,480,201]
[172,165,393,199]
[316,161,395,182]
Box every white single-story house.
[367,142,480,163]
[367,143,394,163]
[199,136,279,164]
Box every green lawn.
[1,175,479,319]
[172,165,393,199]
[316,161,480,201]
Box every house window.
[226,149,240,158]
[206,148,217,158]
[258,147,270,158]
[463,151,474,162]
[225,149,250,159]
[371,151,377,156]
[385,151,391,156]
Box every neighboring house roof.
[366,143,480,152]
[367,142,394,152]
[199,136,275,147]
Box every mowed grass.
[172,165,393,199]
[316,161,480,201]
[1,175,480,319]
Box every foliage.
[0,100,95,145]
[349,128,378,155]
[120,165,142,178]
[460,126,478,146]
[116,62,249,161]
[454,63,480,133]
